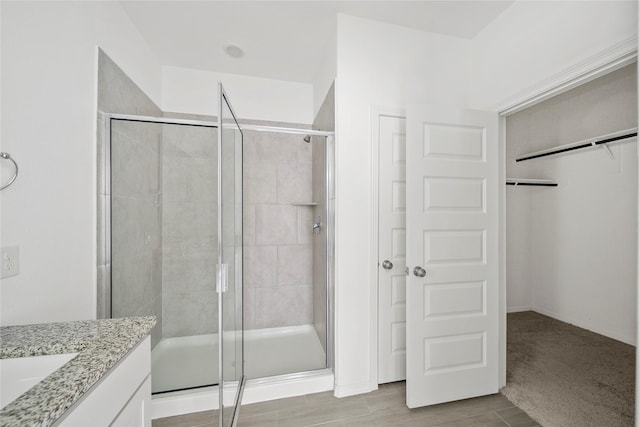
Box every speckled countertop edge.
[0,316,156,427]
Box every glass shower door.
[218,83,245,426]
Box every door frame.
[369,37,637,395]
[370,106,406,390]
[496,39,637,391]
[371,106,506,392]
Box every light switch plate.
[1,246,20,279]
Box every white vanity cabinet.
[57,336,151,427]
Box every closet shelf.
[506,178,558,187]
[290,202,318,206]
[515,127,637,162]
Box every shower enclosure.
[100,84,334,422]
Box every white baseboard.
[333,381,375,398]
[151,371,334,419]
[152,387,218,419]
[242,372,334,405]
[531,307,636,346]
[507,306,532,313]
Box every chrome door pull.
[382,260,393,270]
[413,266,426,277]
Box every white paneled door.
[405,106,499,408]
[378,115,407,384]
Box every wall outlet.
[1,246,20,279]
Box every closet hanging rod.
[506,178,558,187]
[515,127,637,162]
[506,182,557,187]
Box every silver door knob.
[381,260,393,270]
[413,266,426,277]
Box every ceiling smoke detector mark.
[224,44,244,59]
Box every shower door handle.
[216,263,228,293]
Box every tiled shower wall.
[242,123,315,330]
[161,124,218,338]
[158,116,318,334]
[109,121,162,347]
[97,50,163,348]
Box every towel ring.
[0,152,18,190]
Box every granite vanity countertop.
[0,316,156,427]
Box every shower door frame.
[239,123,336,376]
[218,83,246,426]
[99,113,337,399]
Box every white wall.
[334,14,471,396]
[505,188,532,312]
[161,66,314,124]
[334,3,638,397]
[0,1,162,325]
[312,23,337,119]
[470,1,638,111]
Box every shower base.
[151,324,326,394]
[150,324,332,419]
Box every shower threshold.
[151,324,326,394]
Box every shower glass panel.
[109,119,163,349]
[110,118,220,394]
[240,127,329,380]
[218,84,245,426]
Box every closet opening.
[503,62,638,426]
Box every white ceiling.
[121,1,515,84]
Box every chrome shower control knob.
[413,266,427,277]
[381,260,393,270]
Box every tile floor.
[152,381,539,427]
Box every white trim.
[636,10,640,424]
[636,8,640,422]
[152,370,334,419]
[334,381,374,398]
[243,370,333,404]
[507,306,532,314]
[498,116,507,389]
[532,307,635,346]
[498,36,638,116]
[370,108,379,394]
[369,106,406,392]
[333,77,340,397]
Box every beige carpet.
[501,311,635,427]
